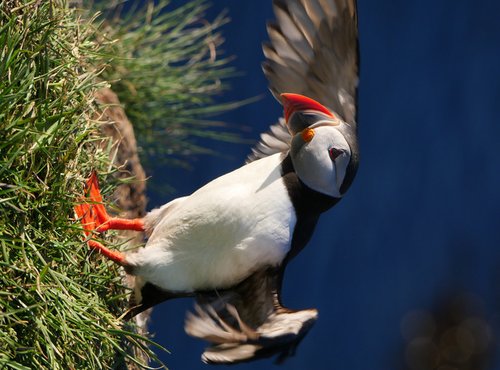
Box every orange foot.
[74,171,145,265]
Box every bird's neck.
[280,154,340,214]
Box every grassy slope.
[0,1,163,369]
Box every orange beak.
[281,93,334,122]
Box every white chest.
[129,154,296,292]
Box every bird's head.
[281,93,359,198]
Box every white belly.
[128,153,296,292]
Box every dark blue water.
[145,1,500,369]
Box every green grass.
[96,0,247,169]
[0,1,166,368]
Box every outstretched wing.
[185,267,318,364]
[247,0,359,163]
[264,0,359,126]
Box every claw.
[74,171,110,234]
[74,171,145,265]
[75,171,145,233]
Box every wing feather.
[185,267,318,364]
[246,118,291,163]
[263,0,359,125]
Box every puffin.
[75,0,359,364]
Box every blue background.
[144,1,500,369]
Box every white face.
[290,125,351,198]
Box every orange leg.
[74,171,145,265]
[88,240,127,265]
[96,218,145,233]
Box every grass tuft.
[96,0,248,168]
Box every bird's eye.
[329,147,344,161]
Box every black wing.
[247,0,359,163]
[264,0,359,126]
[185,267,318,364]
